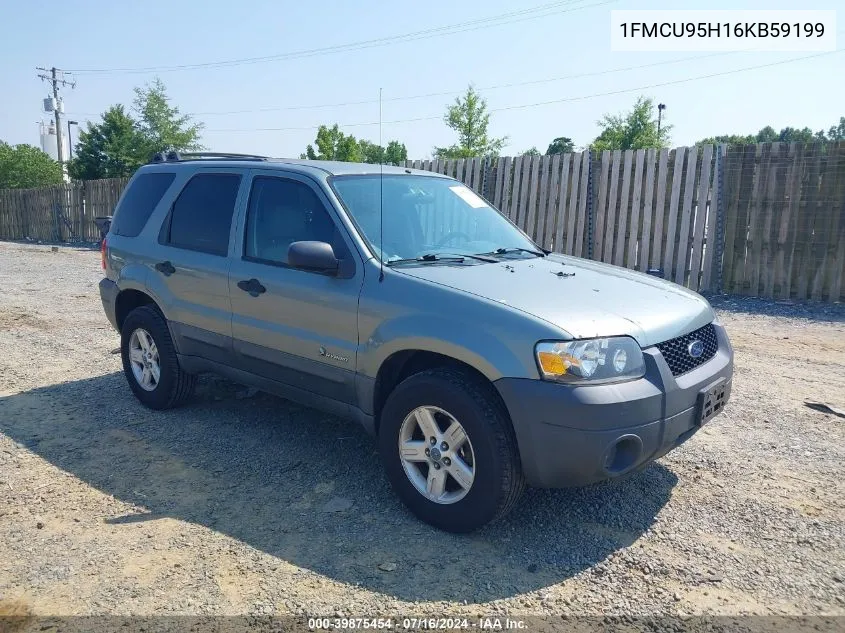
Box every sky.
[0,0,842,159]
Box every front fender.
[359,313,536,382]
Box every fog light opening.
[603,435,643,475]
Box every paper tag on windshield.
[449,185,488,208]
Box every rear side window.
[164,173,242,256]
[111,172,175,237]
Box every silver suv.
[99,152,733,533]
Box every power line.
[187,50,741,117]
[61,49,783,120]
[201,49,842,133]
[64,0,610,74]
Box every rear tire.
[120,305,196,410]
[379,367,525,533]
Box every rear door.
[146,168,247,365]
[228,170,364,403]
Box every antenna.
[378,87,385,282]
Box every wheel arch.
[115,288,162,332]
[372,349,510,433]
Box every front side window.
[244,176,346,265]
[165,173,242,256]
[330,175,538,263]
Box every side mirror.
[288,241,339,274]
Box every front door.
[228,171,364,404]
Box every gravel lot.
[0,241,844,619]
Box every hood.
[394,254,714,348]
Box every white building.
[38,121,68,160]
[39,121,69,162]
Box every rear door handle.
[237,278,266,297]
[155,261,176,276]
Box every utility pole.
[657,103,667,138]
[36,66,75,164]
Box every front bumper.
[494,322,733,488]
[99,278,119,331]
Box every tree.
[434,85,507,158]
[546,137,574,154]
[384,140,408,166]
[133,78,203,156]
[828,117,845,141]
[67,105,147,180]
[697,134,756,146]
[67,79,204,180]
[358,139,383,164]
[302,126,407,165]
[302,124,362,162]
[591,96,671,152]
[359,139,407,165]
[776,127,815,143]
[697,118,845,146]
[755,126,778,143]
[0,142,63,189]
[521,147,541,156]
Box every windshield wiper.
[386,252,497,266]
[479,247,546,258]
[386,254,465,266]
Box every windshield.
[331,175,539,263]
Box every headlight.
[535,337,645,384]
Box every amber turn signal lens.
[537,351,566,375]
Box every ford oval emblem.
[688,340,704,359]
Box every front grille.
[656,323,718,377]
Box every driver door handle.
[237,278,266,297]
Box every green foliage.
[777,127,815,143]
[521,147,541,156]
[358,139,382,164]
[828,117,845,141]
[68,79,204,180]
[303,125,362,162]
[0,142,64,189]
[383,140,408,166]
[755,126,778,143]
[591,96,672,152]
[358,139,407,165]
[698,117,845,146]
[434,85,507,158]
[133,78,203,156]
[546,137,574,154]
[302,125,407,165]
[67,105,147,180]
[697,134,757,146]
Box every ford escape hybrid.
[99,152,733,533]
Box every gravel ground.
[0,241,843,619]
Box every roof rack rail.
[149,151,271,163]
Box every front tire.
[120,305,196,410]
[379,367,525,533]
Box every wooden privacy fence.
[722,142,845,302]
[0,145,842,301]
[0,178,128,243]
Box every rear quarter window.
[110,172,176,237]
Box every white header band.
[611,10,836,52]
